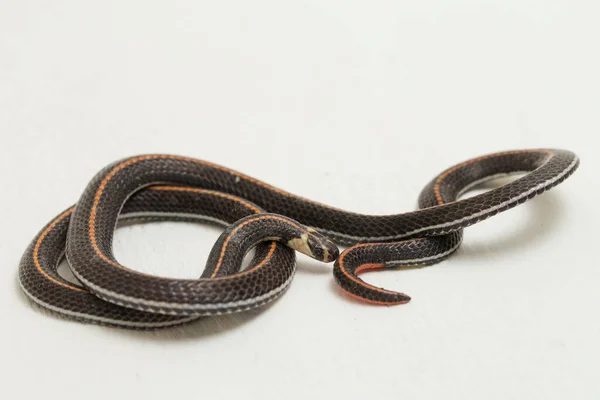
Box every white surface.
[1,1,598,399]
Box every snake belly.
[18,149,579,328]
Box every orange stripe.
[34,186,277,295]
[210,241,278,280]
[33,208,88,293]
[354,263,384,274]
[337,238,425,296]
[88,155,318,272]
[337,243,402,296]
[433,149,552,205]
[148,185,268,278]
[86,155,306,278]
[148,186,262,214]
[338,285,409,306]
[210,214,306,278]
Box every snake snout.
[309,234,339,263]
[287,229,339,263]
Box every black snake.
[18,149,579,328]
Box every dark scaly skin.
[19,188,332,327]
[19,149,579,327]
[333,149,579,303]
[333,234,463,305]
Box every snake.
[18,149,579,328]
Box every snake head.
[287,228,339,263]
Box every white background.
[1,1,598,399]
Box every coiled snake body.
[19,149,579,328]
